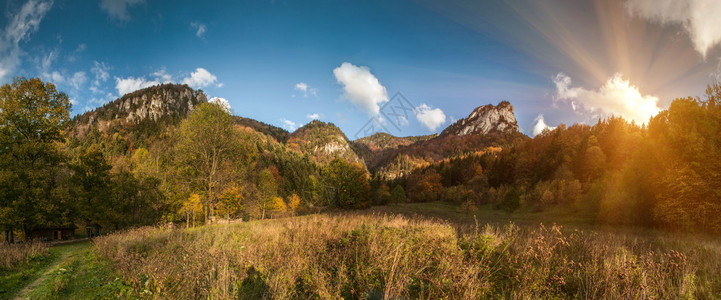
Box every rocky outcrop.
[72,84,207,136]
[117,84,206,123]
[287,120,364,165]
[440,101,518,137]
[73,84,208,131]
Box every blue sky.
[2,0,720,138]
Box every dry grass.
[94,213,721,299]
[0,242,48,271]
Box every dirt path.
[13,241,90,300]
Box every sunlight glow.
[554,72,660,124]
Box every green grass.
[22,242,134,299]
[0,245,57,298]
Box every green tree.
[256,168,278,219]
[498,187,521,213]
[71,145,122,228]
[324,159,371,209]
[0,77,71,239]
[175,102,248,223]
[390,185,406,204]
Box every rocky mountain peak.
[440,101,518,137]
[72,84,207,136]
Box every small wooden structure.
[85,223,102,238]
[29,225,76,241]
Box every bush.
[389,185,406,204]
[498,187,521,212]
[0,242,48,271]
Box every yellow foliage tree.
[217,184,244,223]
[271,196,287,217]
[180,194,203,227]
[287,193,302,212]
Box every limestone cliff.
[440,101,518,137]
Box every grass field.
[0,240,132,299]
[20,241,133,300]
[0,242,53,298]
[3,203,719,299]
[90,203,721,299]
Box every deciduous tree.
[175,102,248,223]
[0,78,71,239]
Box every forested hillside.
[395,84,721,233]
[287,120,364,165]
[2,77,720,240]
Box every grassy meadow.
[87,204,721,299]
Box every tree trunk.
[4,230,14,244]
[23,225,31,242]
[207,185,214,224]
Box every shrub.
[498,187,521,212]
[0,242,48,271]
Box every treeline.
[3,77,719,239]
[395,83,721,233]
[0,78,373,240]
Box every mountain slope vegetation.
[2,78,721,242]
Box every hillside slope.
[366,101,527,179]
[287,120,364,165]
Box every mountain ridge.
[71,84,525,178]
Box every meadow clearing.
[3,203,721,299]
[87,204,721,299]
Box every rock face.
[73,84,207,136]
[117,84,206,124]
[440,101,518,137]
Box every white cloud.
[40,50,57,73]
[333,62,388,115]
[532,115,556,136]
[114,67,216,96]
[69,71,87,90]
[306,113,321,120]
[115,76,159,96]
[294,82,318,98]
[182,67,218,89]
[626,0,721,57]
[0,0,53,82]
[280,118,297,131]
[190,22,206,39]
[209,97,231,112]
[152,68,173,83]
[100,0,145,21]
[91,61,110,82]
[48,71,64,84]
[90,61,111,94]
[414,103,446,131]
[553,73,661,125]
[295,82,308,91]
[712,57,721,82]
